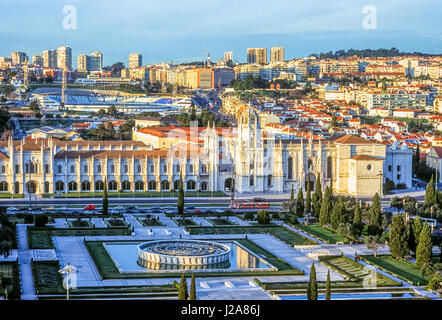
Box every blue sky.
[0,0,441,66]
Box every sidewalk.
[16,224,37,300]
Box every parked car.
[84,205,95,210]
[194,209,203,214]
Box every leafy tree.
[257,210,270,224]
[427,273,442,291]
[412,143,420,175]
[189,273,196,300]
[368,193,383,236]
[403,196,417,215]
[319,186,332,226]
[353,205,363,234]
[178,274,188,300]
[424,175,437,205]
[296,188,304,218]
[102,178,108,215]
[416,223,432,269]
[312,176,323,218]
[289,184,295,215]
[307,263,317,300]
[389,214,409,259]
[365,235,383,257]
[330,196,346,230]
[305,181,312,216]
[177,172,185,214]
[325,269,331,300]
[244,212,254,221]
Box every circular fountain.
[137,239,231,270]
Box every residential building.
[247,48,267,65]
[270,47,284,63]
[57,45,72,70]
[129,53,142,69]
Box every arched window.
[45,164,49,174]
[108,180,117,191]
[150,165,154,173]
[70,165,75,173]
[174,180,180,190]
[95,180,104,191]
[110,164,115,173]
[124,165,128,173]
[148,180,156,190]
[201,164,207,173]
[122,181,131,191]
[287,157,293,179]
[0,181,8,192]
[68,181,77,191]
[161,180,169,190]
[97,164,102,173]
[189,164,193,173]
[201,181,208,191]
[55,181,64,191]
[14,182,20,194]
[1,165,5,174]
[134,181,144,191]
[327,156,332,179]
[137,164,141,173]
[249,175,254,186]
[29,162,35,173]
[267,175,272,186]
[81,181,90,191]
[84,165,88,173]
[176,164,180,172]
[186,180,196,190]
[15,164,20,174]
[163,165,167,173]
[307,158,313,171]
[44,181,50,193]
[58,165,62,174]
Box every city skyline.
[0,0,441,66]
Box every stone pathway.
[16,224,37,300]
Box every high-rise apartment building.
[247,48,267,65]
[57,45,72,70]
[129,53,142,69]
[11,52,28,65]
[224,51,233,63]
[77,52,103,73]
[270,47,284,63]
[32,55,43,66]
[42,50,58,68]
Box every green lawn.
[319,256,399,286]
[208,218,235,226]
[361,255,431,285]
[46,191,226,198]
[32,260,177,296]
[0,262,21,299]
[67,220,94,228]
[139,217,164,227]
[0,193,23,198]
[105,219,129,228]
[28,226,131,249]
[187,225,316,246]
[293,224,348,244]
[173,218,197,226]
[85,239,303,279]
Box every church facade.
[0,107,409,198]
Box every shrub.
[272,213,280,220]
[24,215,34,224]
[223,209,233,215]
[257,210,270,224]
[244,212,254,220]
[34,215,48,228]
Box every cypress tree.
[312,176,323,218]
[305,181,312,216]
[177,172,185,214]
[102,178,108,215]
[424,175,436,205]
[416,223,432,269]
[178,274,188,300]
[289,184,295,215]
[189,273,196,300]
[368,193,382,235]
[319,186,332,226]
[325,269,331,300]
[307,263,318,300]
[330,196,345,230]
[352,205,363,238]
[413,217,424,249]
[296,187,305,218]
[389,214,409,259]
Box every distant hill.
[311,47,440,59]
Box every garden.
[293,224,349,244]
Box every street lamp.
[58,264,75,300]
